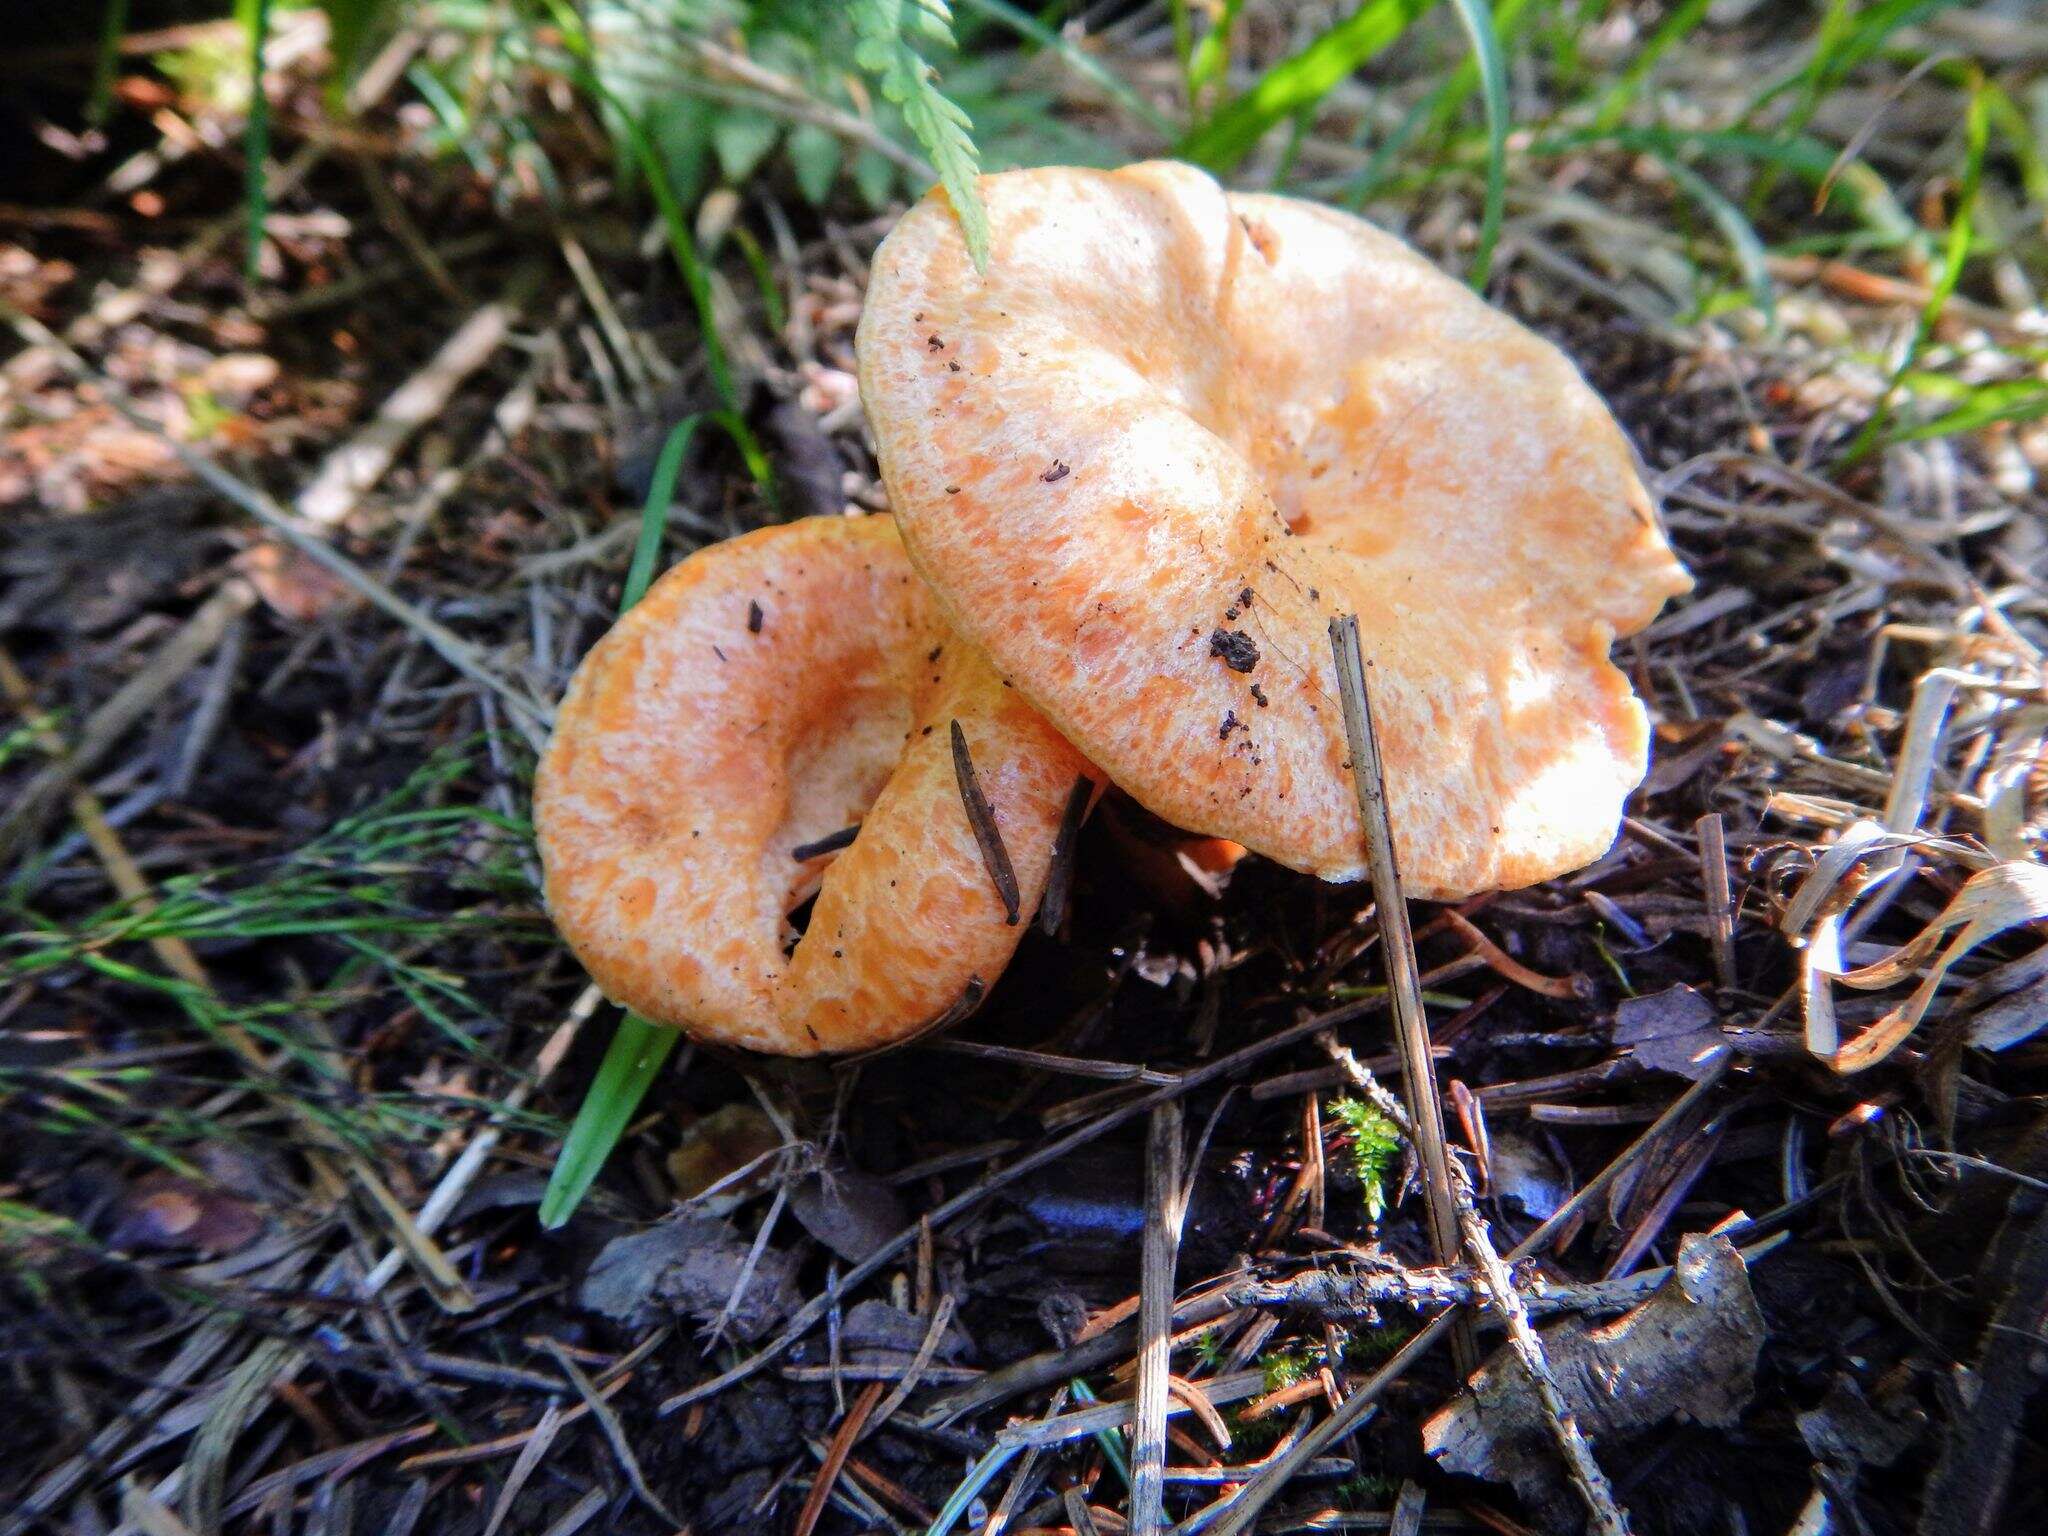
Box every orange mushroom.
[859,162,1691,898]
[533,516,1095,1054]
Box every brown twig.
[0,647,213,985]
[399,1374,637,1470]
[3,309,553,737]
[298,273,540,525]
[994,1371,1266,1449]
[0,582,258,863]
[1456,1183,1633,1535]
[1318,1037,1633,1532]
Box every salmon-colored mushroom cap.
[859,162,1692,898]
[534,516,1094,1055]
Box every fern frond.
[850,0,991,271]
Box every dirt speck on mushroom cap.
[857,162,1690,896]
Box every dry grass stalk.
[1327,615,1471,1369]
[1697,812,1738,991]
[794,1381,886,1536]
[1130,1102,1188,1536]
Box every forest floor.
[2,6,2046,1536]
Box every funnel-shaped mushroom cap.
[534,516,1094,1055]
[859,162,1691,896]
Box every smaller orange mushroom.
[534,516,1095,1055]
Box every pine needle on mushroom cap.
[858,162,1692,898]
[533,516,1095,1055]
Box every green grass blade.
[89,0,131,127]
[924,1439,1023,1536]
[1535,122,1911,247]
[1180,0,1436,172]
[1845,73,1990,461]
[1751,0,1958,121]
[1653,154,1778,329]
[716,407,775,501]
[625,414,705,611]
[1444,0,1507,288]
[1068,1377,1133,1490]
[1169,0,1194,94]
[1528,128,1779,324]
[540,0,735,410]
[1744,0,1857,125]
[956,0,1176,137]
[242,0,273,281]
[1981,81,2048,206]
[405,61,492,178]
[1890,378,2048,443]
[728,225,787,335]
[1342,88,1442,209]
[538,1012,679,1229]
[1744,0,1961,207]
[321,0,394,109]
[539,3,775,500]
[1592,0,1709,131]
[1340,0,1530,210]
[1187,0,1248,104]
[617,109,736,409]
[1819,0,1947,79]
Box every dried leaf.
[1423,1235,1765,1516]
[666,1102,781,1212]
[1978,711,2046,862]
[1781,817,2021,1063]
[788,1159,907,1264]
[1779,818,1899,938]
[1962,946,2048,1052]
[1613,983,1728,1080]
[578,1214,800,1340]
[1488,1130,1570,1221]
[841,1298,975,1364]
[236,542,350,623]
[1797,1375,1922,1472]
[1824,860,2048,1072]
[107,1172,264,1256]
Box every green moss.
[1259,1343,1316,1393]
[1341,1317,1417,1368]
[1335,1471,1400,1510]
[1328,1094,1403,1220]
